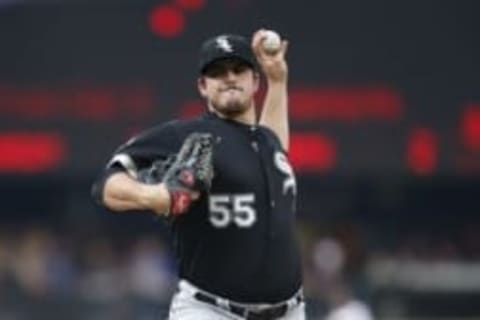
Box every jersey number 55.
[208,194,256,228]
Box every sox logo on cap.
[215,35,233,53]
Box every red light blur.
[406,128,438,176]
[0,133,66,173]
[149,5,185,38]
[70,87,115,121]
[461,104,480,151]
[290,85,404,122]
[178,100,204,119]
[0,83,155,121]
[289,133,337,173]
[174,0,206,11]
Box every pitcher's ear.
[197,77,207,98]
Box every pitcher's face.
[198,59,259,117]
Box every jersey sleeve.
[107,121,181,177]
[91,121,181,205]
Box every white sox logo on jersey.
[215,36,233,52]
[274,152,296,196]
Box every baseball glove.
[139,132,214,216]
[137,155,177,184]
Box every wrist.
[140,183,171,216]
[266,78,288,87]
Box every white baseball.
[262,30,282,54]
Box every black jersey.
[96,112,302,303]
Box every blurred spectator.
[127,235,176,302]
[325,286,374,320]
[313,237,345,279]
[11,228,59,297]
[78,236,127,303]
[311,236,374,320]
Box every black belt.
[193,290,303,320]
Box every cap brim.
[200,56,256,74]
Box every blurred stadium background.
[0,0,479,319]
